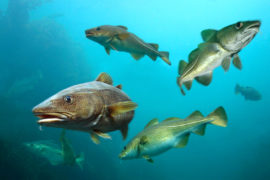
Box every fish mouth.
[247,21,261,30]
[34,112,69,125]
[85,30,94,37]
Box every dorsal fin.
[187,111,204,119]
[144,118,159,129]
[163,117,181,122]
[178,60,188,75]
[201,29,217,42]
[95,72,113,85]
[188,48,200,62]
[116,84,122,89]
[117,25,128,30]
[148,43,159,50]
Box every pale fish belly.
[141,136,177,157]
[196,51,229,77]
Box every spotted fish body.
[177,21,261,95]
[32,73,138,144]
[119,107,227,163]
[85,25,171,65]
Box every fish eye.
[64,96,72,103]
[235,22,243,29]
[96,27,101,31]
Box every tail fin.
[207,106,227,127]
[159,51,171,65]
[235,84,240,94]
[75,153,85,170]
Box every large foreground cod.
[32,73,137,144]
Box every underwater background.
[0,0,269,179]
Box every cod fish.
[235,84,262,101]
[32,72,138,144]
[85,25,171,65]
[119,107,227,163]
[177,21,261,95]
[24,130,84,168]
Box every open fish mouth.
[247,21,261,30]
[34,113,69,125]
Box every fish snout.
[85,29,95,37]
[118,152,127,160]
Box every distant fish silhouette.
[235,84,262,101]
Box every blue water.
[0,0,269,179]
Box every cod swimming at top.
[85,25,171,65]
[119,107,227,163]
[177,20,261,95]
[32,73,138,144]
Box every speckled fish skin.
[32,73,137,143]
[85,25,171,65]
[119,107,227,163]
[177,21,261,95]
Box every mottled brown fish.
[32,73,138,144]
[85,25,171,65]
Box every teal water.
[0,0,269,179]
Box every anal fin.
[174,133,190,148]
[192,124,206,136]
[184,80,192,90]
[195,72,213,86]
[148,54,157,61]
[131,53,145,60]
[143,155,154,163]
[105,47,110,55]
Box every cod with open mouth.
[32,72,138,144]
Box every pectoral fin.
[107,101,138,117]
[233,54,242,70]
[120,125,128,140]
[105,47,110,55]
[94,130,112,139]
[144,118,159,129]
[221,56,231,72]
[174,133,190,148]
[117,33,130,40]
[131,53,145,60]
[95,72,113,85]
[143,155,154,163]
[90,132,100,144]
[195,72,213,86]
[201,29,217,41]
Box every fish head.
[33,84,101,129]
[119,137,141,160]
[85,25,115,45]
[217,20,261,52]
